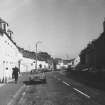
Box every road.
[12,71,105,105]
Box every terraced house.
[78,18,105,71]
[0,18,22,83]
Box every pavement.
[0,73,27,105]
[0,83,5,88]
[0,73,23,88]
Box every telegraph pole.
[35,41,42,70]
[35,43,37,70]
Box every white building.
[0,18,22,83]
[56,60,68,70]
[38,60,49,69]
[20,57,35,72]
[71,56,80,69]
[20,57,49,72]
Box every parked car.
[42,68,52,72]
[29,69,46,83]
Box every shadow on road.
[23,80,46,85]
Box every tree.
[38,52,51,61]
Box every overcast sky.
[0,0,105,59]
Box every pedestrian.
[12,66,19,83]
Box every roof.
[0,18,9,26]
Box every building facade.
[0,18,22,83]
[20,57,49,72]
[78,18,105,71]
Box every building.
[56,59,72,70]
[79,18,105,71]
[0,18,22,83]
[73,56,80,67]
[20,57,49,72]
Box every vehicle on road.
[29,69,46,83]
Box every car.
[42,68,51,72]
[29,69,46,83]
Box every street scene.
[0,71,105,105]
[0,0,105,105]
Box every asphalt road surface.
[13,71,105,105]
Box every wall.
[0,31,22,82]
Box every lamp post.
[35,41,42,70]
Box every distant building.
[20,57,35,72]
[73,56,80,67]
[56,59,72,70]
[20,57,49,72]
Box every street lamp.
[35,41,42,70]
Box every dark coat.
[12,67,19,79]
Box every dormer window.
[7,29,13,38]
[2,23,8,32]
[0,18,9,33]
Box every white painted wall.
[20,57,49,72]
[0,32,22,82]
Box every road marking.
[73,88,90,99]
[62,80,90,99]
[7,84,25,105]
[62,81,71,86]
[54,76,90,99]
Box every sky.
[0,0,105,59]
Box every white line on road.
[54,76,91,99]
[62,81,71,86]
[73,88,90,99]
[62,81,90,99]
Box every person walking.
[12,66,19,83]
